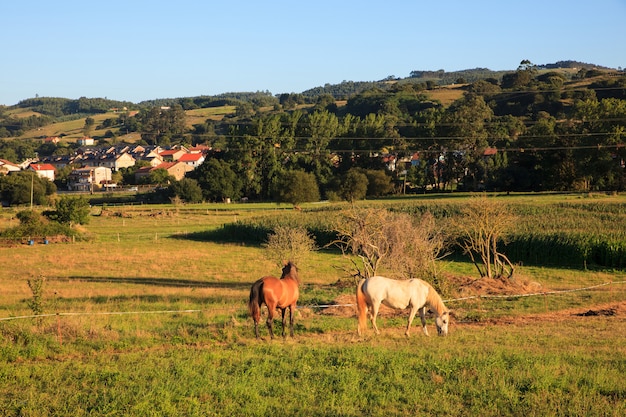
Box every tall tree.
[300,110,341,194]
[442,93,494,190]
[188,158,242,202]
[138,104,186,145]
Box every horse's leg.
[405,305,419,337]
[419,307,430,336]
[288,305,295,337]
[266,304,276,339]
[371,302,381,335]
[253,301,263,339]
[280,307,287,338]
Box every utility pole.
[30,170,34,209]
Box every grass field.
[10,105,235,143]
[1,194,625,416]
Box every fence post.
[57,313,63,345]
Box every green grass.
[1,194,625,416]
[1,320,624,416]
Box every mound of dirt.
[451,274,543,296]
[574,308,617,317]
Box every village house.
[67,167,112,191]
[130,146,164,167]
[188,144,211,154]
[44,136,61,145]
[39,154,77,170]
[178,152,205,169]
[134,161,193,183]
[77,137,95,146]
[28,163,56,181]
[88,151,136,171]
[158,149,186,162]
[0,159,21,175]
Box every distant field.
[424,85,466,105]
[185,106,237,127]
[11,106,239,142]
[14,111,122,142]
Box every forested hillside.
[1,60,625,203]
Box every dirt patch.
[450,273,543,296]
[574,307,617,317]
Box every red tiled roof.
[0,158,19,167]
[179,153,203,162]
[30,163,56,171]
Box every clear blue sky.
[2,0,625,106]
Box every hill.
[0,60,622,144]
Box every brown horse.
[248,261,300,339]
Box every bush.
[271,171,320,206]
[0,210,82,241]
[45,196,91,226]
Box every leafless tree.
[451,195,515,279]
[331,207,447,283]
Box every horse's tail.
[248,279,264,323]
[356,278,368,336]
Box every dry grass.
[184,106,237,127]
[424,85,466,105]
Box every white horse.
[356,276,450,337]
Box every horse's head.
[435,310,449,336]
[281,261,299,281]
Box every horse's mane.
[281,261,300,284]
[424,281,447,314]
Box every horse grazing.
[248,261,300,339]
[356,275,449,337]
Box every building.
[28,163,56,181]
[158,149,186,162]
[178,152,205,169]
[0,159,20,175]
[134,161,193,183]
[77,137,95,146]
[67,167,112,191]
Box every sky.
[2,0,625,106]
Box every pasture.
[0,194,625,416]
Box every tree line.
[2,61,626,205]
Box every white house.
[67,166,112,191]
[77,137,95,146]
[0,159,21,175]
[28,163,56,181]
[178,152,205,169]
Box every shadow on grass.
[53,275,251,290]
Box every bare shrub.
[263,225,317,268]
[386,211,446,280]
[451,195,515,279]
[332,207,446,283]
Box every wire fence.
[1,281,624,323]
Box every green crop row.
[192,197,626,269]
